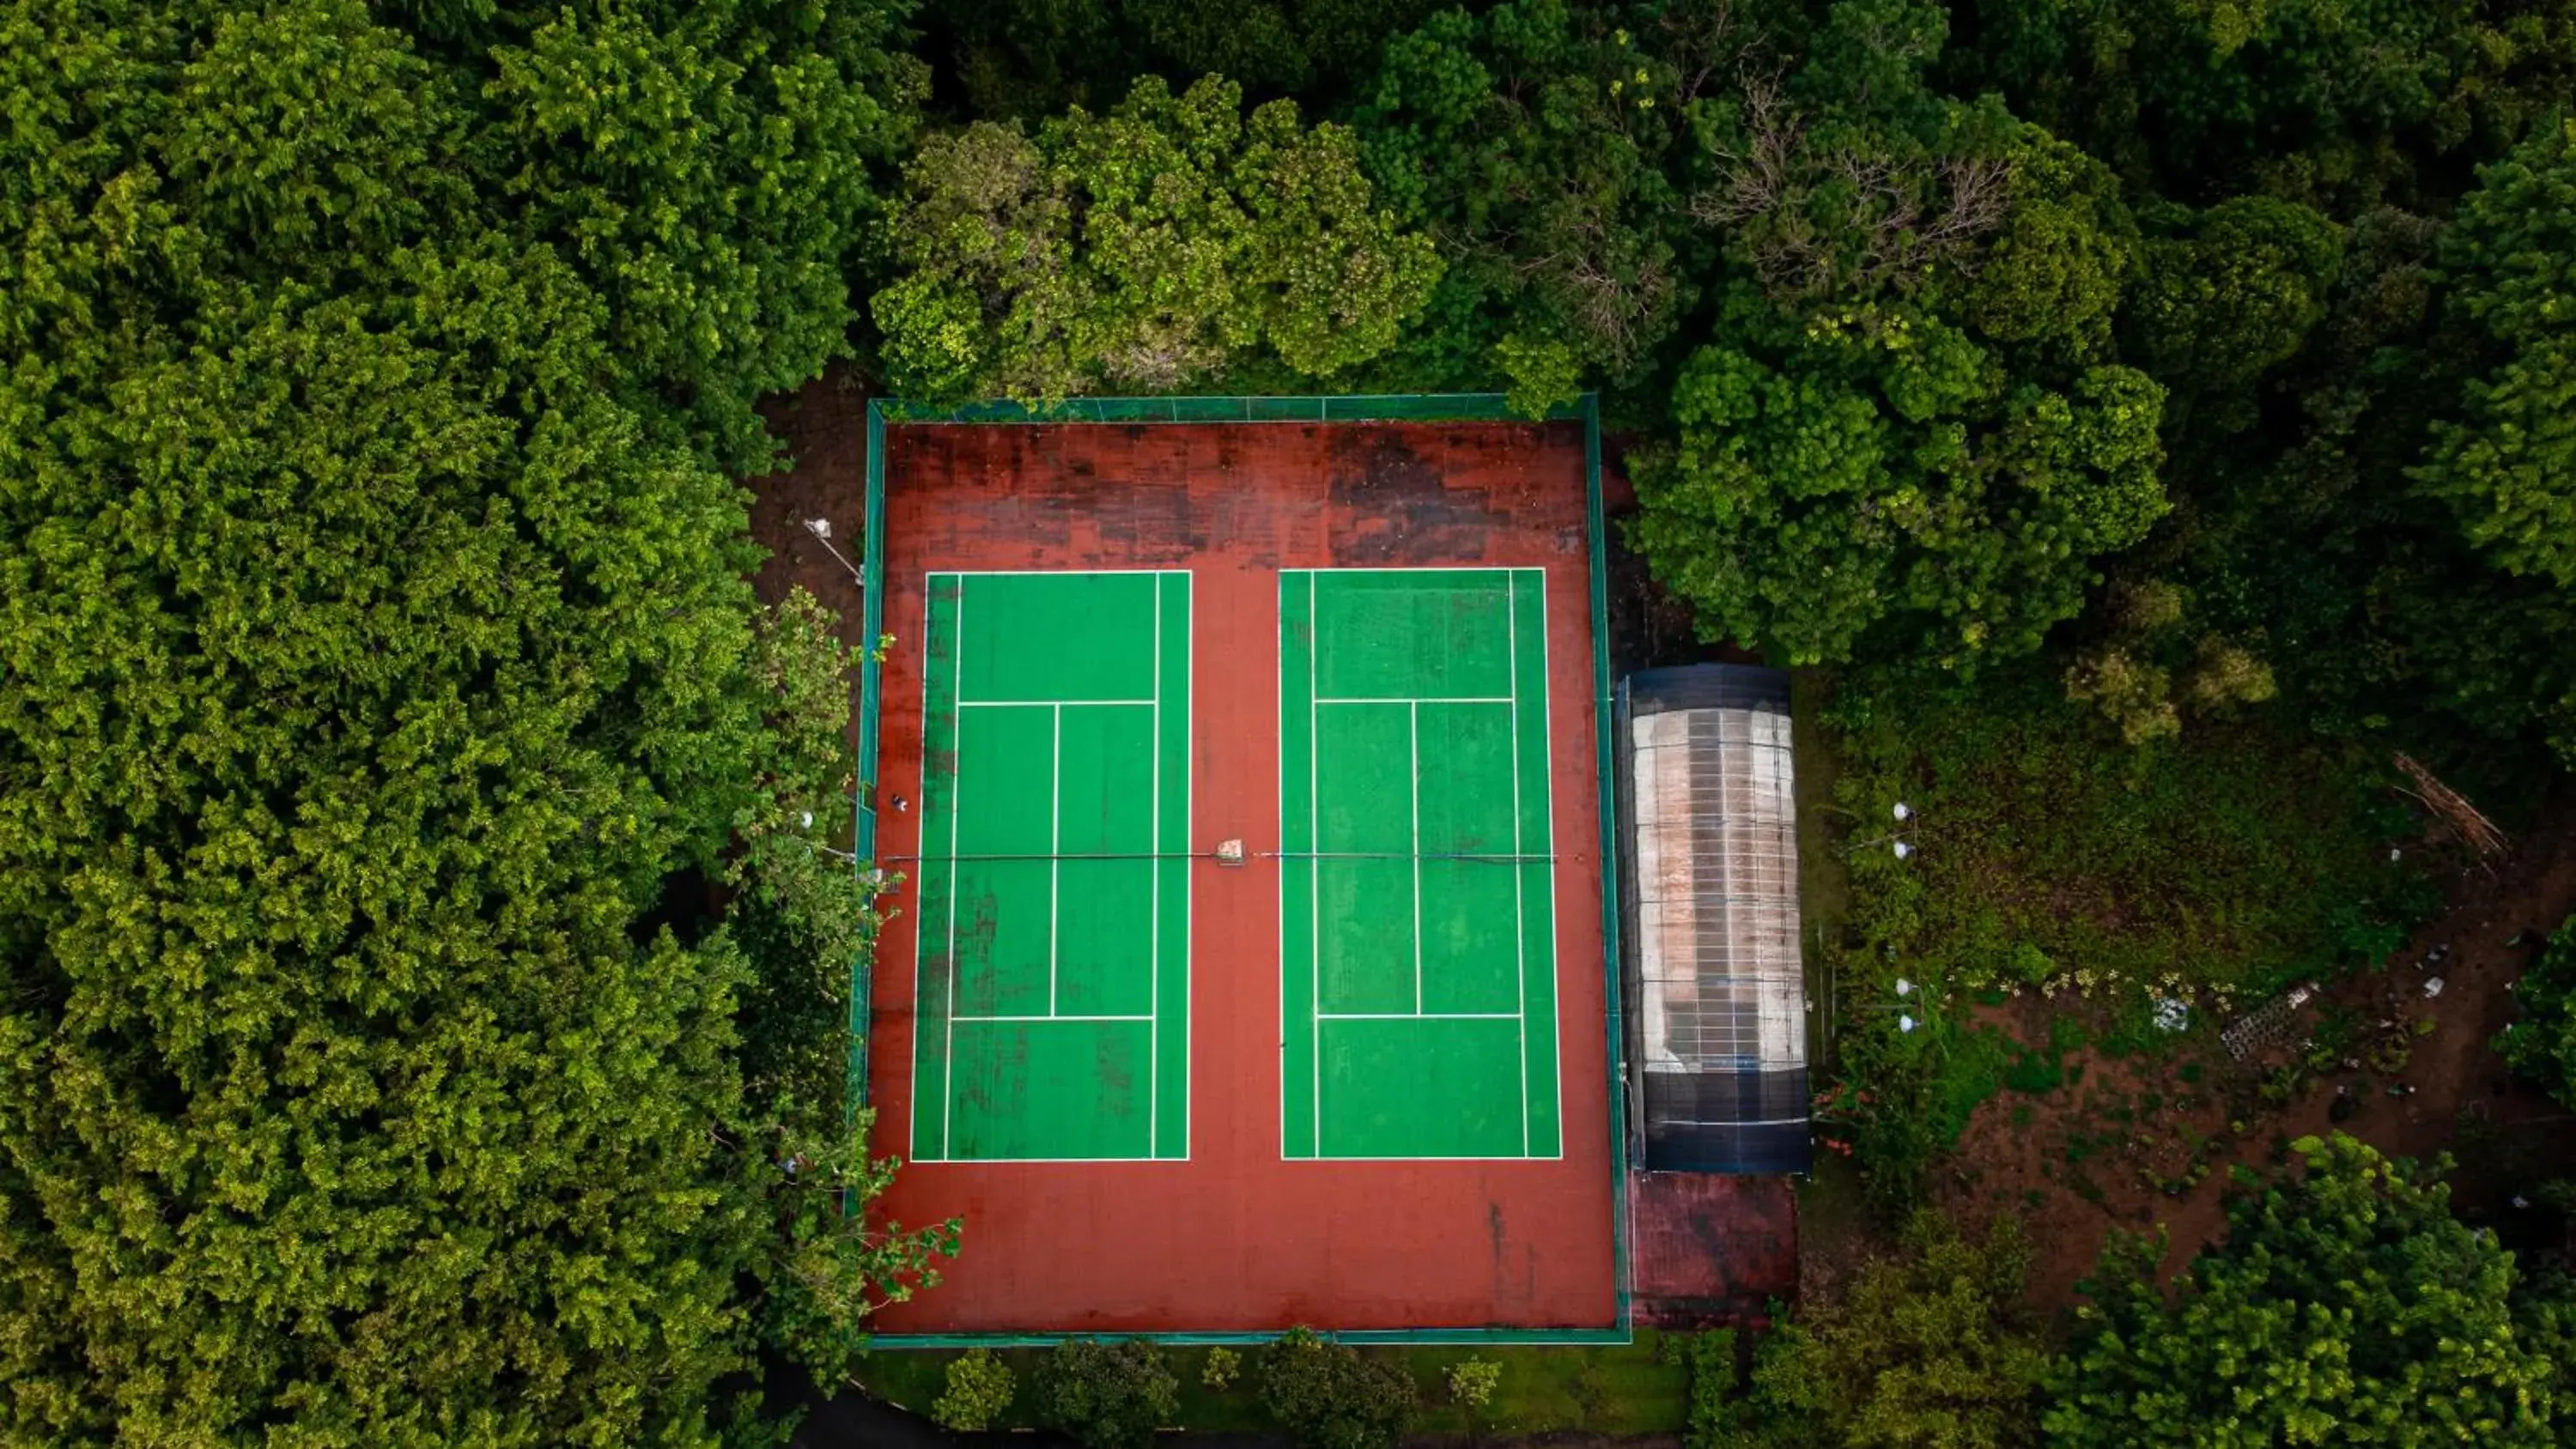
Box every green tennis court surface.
[1279,568,1561,1159]
[912,571,1192,1161]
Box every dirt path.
[1941,804,2576,1315]
[744,367,876,721]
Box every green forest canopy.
[4,0,2576,1441]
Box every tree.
[2497,916,2576,1106]
[1032,1338,1183,1449]
[2049,1135,2569,1446]
[870,75,1442,402]
[0,2,945,1442]
[2128,197,2346,432]
[2415,117,2576,588]
[934,1349,1020,1433]
[1631,298,2166,666]
[914,0,1442,122]
[1747,1210,2049,1448]
[1627,0,2168,667]
[1947,0,2576,213]
[1349,0,1724,410]
[1256,1327,1418,1449]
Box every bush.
[1203,1345,1243,1391]
[934,1349,1018,1433]
[1032,1338,1182,1449]
[1445,1356,1502,1410]
[2498,915,2576,1106]
[1656,1331,1747,1449]
[1748,1212,2047,1447]
[1258,1327,1419,1449]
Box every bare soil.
[1940,805,2576,1318]
[744,364,878,723]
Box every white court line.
[957,698,1154,707]
[944,578,964,1158]
[1149,571,1160,1156]
[908,578,938,1162]
[929,567,1176,576]
[1411,699,1423,1016]
[955,1014,1157,1023]
[1309,571,1322,1155]
[1534,567,1564,1143]
[1510,569,1528,1155]
[1049,703,1062,1014]
[1318,1011,1522,1021]
[1180,571,1195,1158]
[1295,565,1518,574]
[1315,695,1514,706]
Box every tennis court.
[908,570,1193,1161]
[1279,567,1561,1159]
[859,406,1621,1336]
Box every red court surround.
[865,420,1617,1332]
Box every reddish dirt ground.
[747,367,877,666]
[1939,807,2576,1314]
[815,409,1617,1334]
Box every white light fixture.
[799,517,866,587]
[1893,802,1912,822]
[1894,977,1916,997]
[1898,1015,1918,1034]
[1892,840,1913,859]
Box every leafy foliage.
[1656,1329,1748,1449]
[1748,1212,2048,1448]
[917,0,1443,120]
[871,75,1441,402]
[1257,1327,1419,1449]
[935,1349,1020,1433]
[2415,118,2576,588]
[2049,1135,2570,1445]
[1033,1338,1183,1449]
[1624,0,2170,666]
[2127,197,2345,431]
[1349,0,1720,408]
[1445,1356,1502,1410]
[0,1,944,1441]
[1948,0,2576,211]
[2497,915,2576,1105]
[1631,306,2166,666]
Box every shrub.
[1656,1331,1745,1449]
[1749,1212,2046,1447]
[2498,915,2576,1106]
[1258,1327,1419,1449]
[1032,1338,1182,1449]
[1445,1356,1502,1410]
[1202,1345,1243,1391]
[934,1349,1018,1433]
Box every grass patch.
[2004,1016,2089,1094]
[851,1335,1688,1437]
[1814,661,2437,1216]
